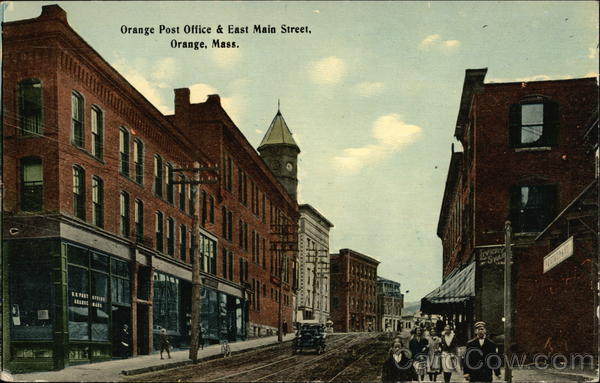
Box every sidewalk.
[8,333,296,382]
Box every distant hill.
[402,301,421,314]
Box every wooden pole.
[189,162,201,362]
[504,221,512,383]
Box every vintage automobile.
[292,322,327,354]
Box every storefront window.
[153,272,179,333]
[10,263,54,340]
[91,272,109,341]
[236,298,245,339]
[68,265,90,340]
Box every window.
[167,217,175,256]
[180,225,187,261]
[166,163,174,203]
[153,272,179,335]
[510,184,557,233]
[92,176,104,227]
[119,192,130,237]
[200,234,217,275]
[18,79,42,136]
[73,165,85,219]
[222,247,228,278]
[155,212,164,252]
[222,155,232,191]
[20,157,43,211]
[154,155,163,197]
[201,190,207,226]
[119,128,130,176]
[71,91,84,147]
[133,139,143,184]
[91,106,103,159]
[189,185,197,214]
[178,175,186,211]
[240,258,248,283]
[135,199,144,243]
[509,100,559,148]
[209,196,215,223]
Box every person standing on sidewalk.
[120,324,131,359]
[462,321,501,382]
[409,327,429,382]
[382,341,419,383]
[159,327,172,360]
[440,325,459,383]
[427,329,442,381]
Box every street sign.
[543,236,574,273]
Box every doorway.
[111,305,131,358]
[137,304,150,355]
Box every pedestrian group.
[382,321,501,382]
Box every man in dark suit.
[463,321,501,382]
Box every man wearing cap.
[463,321,501,382]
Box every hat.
[474,321,486,329]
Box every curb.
[122,339,294,376]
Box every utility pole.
[278,249,285,342]
[309,248,328,322]
[504,221,513,383]
[173,162,218,363]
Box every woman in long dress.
[382,341,418,383]
[409,327,429,381]
[439,325,459,383]
[427,330,442,381]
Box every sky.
[4,1,599,302]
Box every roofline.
[338,248,381,265]
[485,76,598,86]
[299,204,334,228]
[437,150,463,238]
[455,68,488,141]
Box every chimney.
[206,94,221,106]
[40,5,68,24]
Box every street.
[125,333,597,382]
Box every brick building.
[1,5,298,372]
[422,68,598,352]
[330,249,379,332]
[296,204,334,325]
[376,277,404,332]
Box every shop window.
[91,271,109,341]
[135,199,144,243]
[510,184,557,233]
[73,165,85,219]
[91,106,103,159]
[153,272,180,333]
[154,155,163,197]
[166,163,174,203]
[111,259,131,305]
[180,224,187,261]
[167,217,175,256]
[509,99,559,148]
[120,192,130,237]
[68,265,89,340]
[18,79,43,136]
[71,91,84,147]
[92,176,104,228]
[155,211,164,252]
[10,263,54,340]
[20,156,43,211]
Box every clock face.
[286,162,294,172]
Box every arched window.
[135,199,144,243]
[18,79,42,136]
[20,156,43,211]
[154,155,163,197]
[167,217,175,256]
[119,191,130,237]
[71,91,84,147]
[166,163,174,203]
[155,211,164,252]
[73,165,85,219]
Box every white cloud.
[352,81,384,97]
[189,83,245,124]
[151,57,177,87]
[313,9,320,14]
[588,47,598,59]
[112,57,172,114]
[308,56,346,84]
[210,48,242,69]
[255,129,264,134]
[333,114,422,174]
[419,34,460,50]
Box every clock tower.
[258,107,300,200]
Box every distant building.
[376,277,404,332]
[296,204,334,325]
[330,249,379,332]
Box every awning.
[421,262,475,313]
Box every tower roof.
[258,109,299,150]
